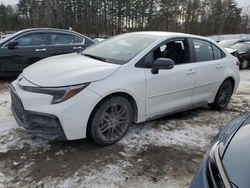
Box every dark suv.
[0,28,96,77]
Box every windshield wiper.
[83,53,107,62]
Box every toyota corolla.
[11,32,240,145]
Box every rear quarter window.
[75,35,85,44]
[213,44,226,59]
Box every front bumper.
[11,85,66,140]
[10,78,102,140]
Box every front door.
[0,32,49,75]
[144,38,196,117]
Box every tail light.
[236,60,240,66]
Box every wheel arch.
[212,76,236,104]
[225,77,235,91]
[86,92,139,137]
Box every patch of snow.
[43,164,126,188]
[123,177,184,188]
[119,121,219,152]
[55,149,64,156]
[0,171,11,186]
[0,88,50,153]
[22,138,50,151]
[0,129,49,153]
[13,161,21,166]
[52,165,186,188]
[0,89,18,134]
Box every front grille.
[10,85,66,140]
[10,87,27,126]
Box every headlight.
[20,83,90,104]
[206,143,231,188]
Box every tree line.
[0,0,249,37]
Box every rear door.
[191,38,226,105]
[0,32,49,75]
[47,32,86,56]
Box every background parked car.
[224,47,239,58]
[230,42,250,69]
[219,39,250,47]
[190,113,250,188]
[0,28,96,77]
[93,38,106,43]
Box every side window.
[16,33,46,46]
[153,39,190,65]
[137,39,190,67]
[212,44,225,60]
[51,33,74,45]
[193,39,213,62]
[75,35,85,44]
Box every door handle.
[35,48,47,52]
[216,64,223,69]
[186,69,196,75]
[73,46,83,50]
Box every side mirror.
[7,41,19,49]
[151,58,175,74]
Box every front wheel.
[211,80,233,110]
[89,97,133,145]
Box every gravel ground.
[0,70,249,188]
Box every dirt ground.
[0,70,249,188]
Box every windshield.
[82,33,161,65]
[231,43,250,52]
[0,30,26,44]
[219,39,239,47]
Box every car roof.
[21,28,74,32]
[128,31,217,43]
[20,28,83,35]
[7,28,95,43]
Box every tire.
[88,96,133,145]
[240,58,248,69]
[211,80,233,110]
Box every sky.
[0,0,250,7]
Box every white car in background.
[11,32,240,145]
[93,38,106,43]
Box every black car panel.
[190,113,250,188]
[231,42,250,69]
[217,113,250,157]
[222,118,250,188]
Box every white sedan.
[11,32,240,145]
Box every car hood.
[23,53,120,87]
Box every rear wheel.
[89,97,133,145]
[240,58,248,69]
[211,80,233,110]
